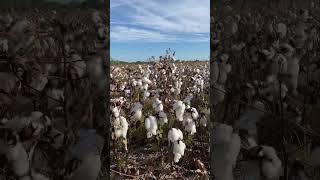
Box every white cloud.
[110,0,209,42]
[111,26,177,43]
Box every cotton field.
[110,52,210,179]
[0,8,108,180]
[212,1,320,180]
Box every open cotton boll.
[6,143,30,178]
[173,100,186,121]
[184,118,196,135]
[143,90,150,100]
[153,98,163,113]
[191,108,199,120]
[276,23,287,38]
[262,47,276,60]
[212,123,241,180]
[168,128,183,145]
[69,129,104,180]
[218,61,232,84]
[258,146,282,179]
[114,116,128,139]
[173,140,186,163]
[285,57,300,94]
[310,146,320,167]
[111,106,120,118]
[145,116,158,138]
[130,102,143,121]
[142,76,152,85]
[68,154,101,180]
[158,111,168,125]
[29,111,51,135]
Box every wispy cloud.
[110,0,209,43]
[111,26,178,43]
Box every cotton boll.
[276,23,287,38]
[258,146,282,179]
[153,98,163,113]
[69,154,101,180]
[212,123,241,180]
[143,91,150,100]
[6,143,30,178]
[190,108,199,120]
[184,118,196,135]
[173,101,186,121]
[142,76,152,85]
[132,79,137,86]
[173,140,186,163]
[111,106,120,118]
[69,129,103,180]
[145,116,157,138]
[158,111,168,125]
[262,47,276,60]
[168,128,183,145]
[114,116,128,139]
[285,57,300,94]
[130,102,143,121]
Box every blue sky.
[111,0,210,62]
